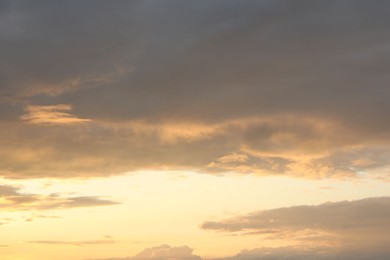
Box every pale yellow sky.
[1,171,389,259]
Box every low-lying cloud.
[1,115,390,179]
[27,238,115,247]
[214,246,390,260]
[0,184,119,211]
[202,197,390,253]
[90,197,390,259]
[94,244,201,260]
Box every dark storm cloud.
[1,0,390,178]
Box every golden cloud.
[20,105,91,125]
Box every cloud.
[1,1,390,179]
[93,242,390,260]
[89,196,390,260]
[0,184,20,196]
[1,115,389,179]
[20,104,91,125]
[0,184,119,211]
[27,238,115,246]
[214,246,390,260]
[93,244,201,260]
[24,214,61,222]
[201,197,390,253]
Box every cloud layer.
[94,197,390,260]
[202,197,390,255]
[215,246,390,260]
[1,0,390,179]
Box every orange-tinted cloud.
[20,105,91,125]
[0,115,389,179]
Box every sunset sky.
[1,1,390,259]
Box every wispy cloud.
[20,104,91,125]
[27,238,115,246]
[0,184,119,211]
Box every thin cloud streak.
[20,104,91,125]
[27,239,115,246]
[0,184,119,211]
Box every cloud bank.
[215,246,390,260]
[202,197,390,256]
[1,0,390,179]
[94,197,390,260]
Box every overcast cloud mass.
[1,0,390,179]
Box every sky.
[1,0,390,259]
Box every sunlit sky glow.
[1,1,390,259]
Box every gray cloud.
[1,1,390,179]
[202,197,390,253]
[1,115,389,179]
[16,0,390,124]
[93,244,201,260]
[0,184,119,211]
[93,243,390,260]
[214,246,390,260]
